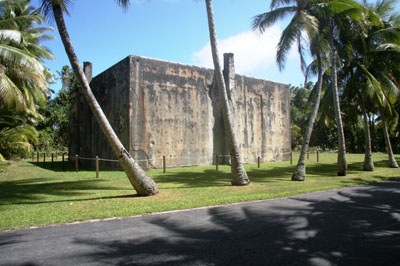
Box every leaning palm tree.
[40,0,158,196]
[205,0,249,185]
[252,0,324,181]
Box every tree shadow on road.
[71,179,400,265]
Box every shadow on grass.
[0,178,134,206]
[151,158,398,188]
[64,180,400,266]
[153,169,232,188]
[10,157,397,205]
[28,160,123,172]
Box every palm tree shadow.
[71,179,400,265]
[0,178,131,206]
[152,169,232,188]
[29,160,123,173]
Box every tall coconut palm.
[252,0,323,181]
[328,34,348,176]
[323,0,368,176]
[205,0,249,185]
[40,0,158,196]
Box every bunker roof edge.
[90,54,289,88]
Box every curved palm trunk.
[292,56,323,181]
[381,112,399,168]
[205,0,249,186]
[329,36,347,176]
[52,3,158,196]
[359,94,374,171]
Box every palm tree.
[380,107,399,168]
[40,0,158,196]
[0,0,53,119]
[252,0,323,181]
[205,0,249,185]
[323,0,368,176]
[339,0,400,170]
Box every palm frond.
[276,13,304,71]
[0,29,23,44]
[252,6,297,33]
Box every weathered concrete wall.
[69,59,131,169]
[69,54,291,169]
[128,56,215,169]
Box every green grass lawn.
[0,152,399,231]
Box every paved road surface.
[1,180,400,266]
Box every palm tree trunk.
[381,111,399,168]
[359,93,374,171]
[52,3,158,196]
[329,33,347,176]
[292,56,323,181]
[205,0,249,186]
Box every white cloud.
[192,26,299,77]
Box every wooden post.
[51,153,54,168]
[163,156,166,173]
[75,155,78,172]
[290,151,293,165]
[257,156,260,168]
[37,152,39,163]
[62,153,65,171]
[317,150,320,162]
[216,154,219,171]
[43,152,46,164]
[96,156,99,178]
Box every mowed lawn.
[0,153,399,231]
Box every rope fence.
[32,149,338,177]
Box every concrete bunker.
[69,53,291,169]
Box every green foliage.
[290,83,312,150]
[0,0,55,159]
[0,121,37,159]
[0,0,54,118]
[35,65,78,151]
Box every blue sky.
[31,0,307,93]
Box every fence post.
[257,156,260,168]
[43,152,46,164]
[75,155,79,172]
[37,152,39,163]
[163,156,166,173]
[51,153,54,168]
[290,151,293,165]
[62,153,65,171]
[96,156,99,178]
[216,154,219,171]
[317,150,319,163]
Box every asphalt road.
[1,180,400,266]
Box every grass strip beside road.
[0,153,399,231]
